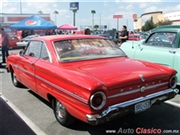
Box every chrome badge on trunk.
[139,74,145,82]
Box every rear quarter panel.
[34,59,108,123]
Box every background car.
[120,25,180,86]
[16,35,40,47]
[9,35,20,48]
[6,35,179,127]
[128,33,140,41]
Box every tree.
[53,10,59,25]
[141,20,156,32]
[91,10,96,32]
[38,10,43,14]
[94,25,99,30]
[156,20,172,27]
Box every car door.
[133,32,177,67]
[18,41,42,92]
[35,42,53,98]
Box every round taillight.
[90,92,106,110]
[169,75,177,88]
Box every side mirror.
[19,50,24,57]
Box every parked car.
[0,35,20,50]
[128,34,141,41]
[9,36,21,48]
[120,25,180,85]
[16,35,40,47]
[6,35,179,126]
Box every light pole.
[72,10,77,26]
[20,0,22,14]
[100,14,101,31]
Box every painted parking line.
[165,100,180,108]
[0,94,48,135]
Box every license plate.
[135,100,151,113]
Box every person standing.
[85,28,91,35]
[119,25,128,44]
[0,28,9,63]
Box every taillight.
[90,92,106,110]
[169,75,177,88]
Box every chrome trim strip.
[35,75,88,104]
[154,63,170,67]
[18,66,88,104]
[98,88,176,119]
[108,82,168,98]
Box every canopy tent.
[10,15,57,30]
[58,24,77,30]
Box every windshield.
[23,35,39,40]
[54,38,126,62]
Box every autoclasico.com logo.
[106,127,179,134]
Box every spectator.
[0,28,9,63]
[45,31,50,35]
[120,25,128,44]
[85,28,91,35]
[52,30,56,35]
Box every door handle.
[169,50,176,54]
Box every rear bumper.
[86,88,179,125]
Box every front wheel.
[52,99,75,126]
[11,69,25,88]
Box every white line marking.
[0,94,48,135]
[165,100,180,108]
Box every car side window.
[10,36,19,40]
[40,43,50,62]
[146,32,177,48]
[24,41,42,58]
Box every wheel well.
[9,65,13,72]
[47,94,55,106]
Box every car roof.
[32,35,106,42]
[152,25,180,32]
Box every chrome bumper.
[86,88,179,125]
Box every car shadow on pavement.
[69,103,180,135]
[27,90,180,135]
[28,90,52,108]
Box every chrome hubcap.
[56,100,65,119]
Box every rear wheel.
[11,69,25,87]
[52,99,75,126]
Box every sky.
[0,0,180,30]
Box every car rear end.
[85,60,179,125]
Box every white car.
[16,35,40,47]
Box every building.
[0,13,52,27]
[134,10,180,31]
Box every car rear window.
[54,38,126,62]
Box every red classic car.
[6,35,179,126]
[0,35,20,49]
[9,35,20,48]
